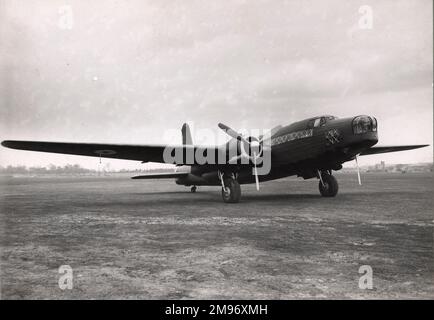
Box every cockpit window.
[307,116,337,129]
[372,117,377,132]
[325,116,336,121]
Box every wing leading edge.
[360,144,429,156]
[1,140,219,165]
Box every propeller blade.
[253,152,260,191]
[228,154,246,164]
[218,123,249,144]
[355,154,362,185]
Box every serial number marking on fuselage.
[271,129,313,146]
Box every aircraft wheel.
[221,178,241,203]
[191,186,197,193]
[319,173,338,197]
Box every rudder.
[181,123,193,145]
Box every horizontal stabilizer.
[131,172,188,179]
[360,144,429,156]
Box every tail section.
[181,123,193,145]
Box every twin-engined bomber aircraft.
[2,115,428,203]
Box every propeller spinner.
[218,123,281,191]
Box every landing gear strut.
[219,171,241,203]
[191,186,197,193]
[318,170,339,197]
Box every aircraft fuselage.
[176,115,378,186]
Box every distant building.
[370,161,387,172]
[366,162,433,173]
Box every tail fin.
[181,123,193,145]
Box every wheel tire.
[221,178,241,203]
[191,186,197,193]
[319,173,338,197]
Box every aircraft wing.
[131,172,188,179]
[359,144,429,156]
[1,140,219,164]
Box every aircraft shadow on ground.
[123,190,415,205]
[123,191,340,205]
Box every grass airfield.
[1,172,433,299]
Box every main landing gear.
[318,170,339,197]
[218,171,241,203]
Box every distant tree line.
[0,164,176,175]
[0,164,96,174]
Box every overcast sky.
[0,0,432,169]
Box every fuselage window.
[313,118,321,127]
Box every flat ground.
[0,172,433,299]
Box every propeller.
[218,123,281,191]
[218,123,250,144]
[355,154,362,185]
[253,151,259,191]
[218,123,281,145]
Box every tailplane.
[131,172,188,179]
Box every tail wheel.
[221,178,241,203]
[319,173,339,197]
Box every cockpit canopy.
[307,115,337,129]
[352,115,377,134]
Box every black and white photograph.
[0,0,432,305]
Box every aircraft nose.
[352,115,378,135]
[347,115,378,148]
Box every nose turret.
[346,115,379,151]
[352,115,378,135]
